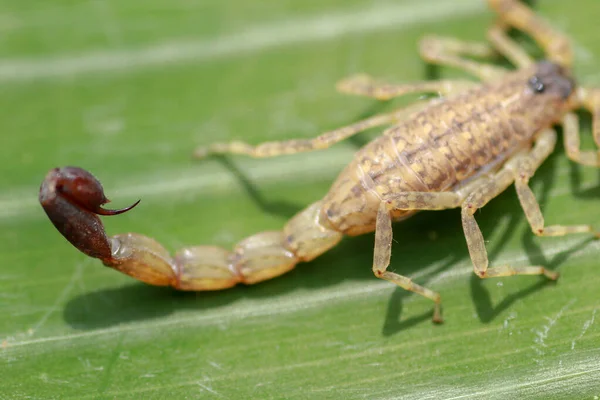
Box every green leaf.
[2,0,600,398]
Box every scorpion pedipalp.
[39,166,139,262]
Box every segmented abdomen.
[383,83,555,196]
[321,69,557,235]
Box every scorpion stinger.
[39,167,140,261]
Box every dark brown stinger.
[39,166,140,261]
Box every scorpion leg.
[372,176,505,322]
[461,129,595,282]
[487,23,534,68]
[375,203,443,323]
[563,89,600,167]
[374,190,472,323]
[419,35,506,81]
[336,75,475,101]
[488,0,572,67]
[513,129,597,238]
[195,78,484,160]
[194,111,398,159]
[373,126,594,321]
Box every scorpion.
[40,0,600,323]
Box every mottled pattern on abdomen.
[321,65,567,234]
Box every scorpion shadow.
[63,206,465,332]
[64,171,584,335]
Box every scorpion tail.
[39,167,343,291]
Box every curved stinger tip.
[95,199,141,216]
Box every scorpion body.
[321,62,574,236]
[40,0,600,322]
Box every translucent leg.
[487,0,572,67]
[336,75,475,100]
[563,89,600,167]
[419,35,506,81]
